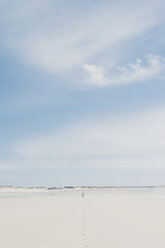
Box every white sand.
[1,189,165,248]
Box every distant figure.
[82,192,84,198]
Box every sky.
[1,0,165,187]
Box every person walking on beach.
[82,192,84,198]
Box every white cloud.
[83,64,105,86]
[0,0,164,86]
[3,107,165,171]
[83,54,165,86]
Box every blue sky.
[1,0,165,187]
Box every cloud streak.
[2,107,165,171]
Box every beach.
[0,188,165,248]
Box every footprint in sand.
[81,196,89,248]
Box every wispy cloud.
[0,0,164,87]
[2,107,165,171]
[83,54,165,86]
[83,64,105,86]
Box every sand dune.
[0,189,165,248]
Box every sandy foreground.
[0,189,165,248]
